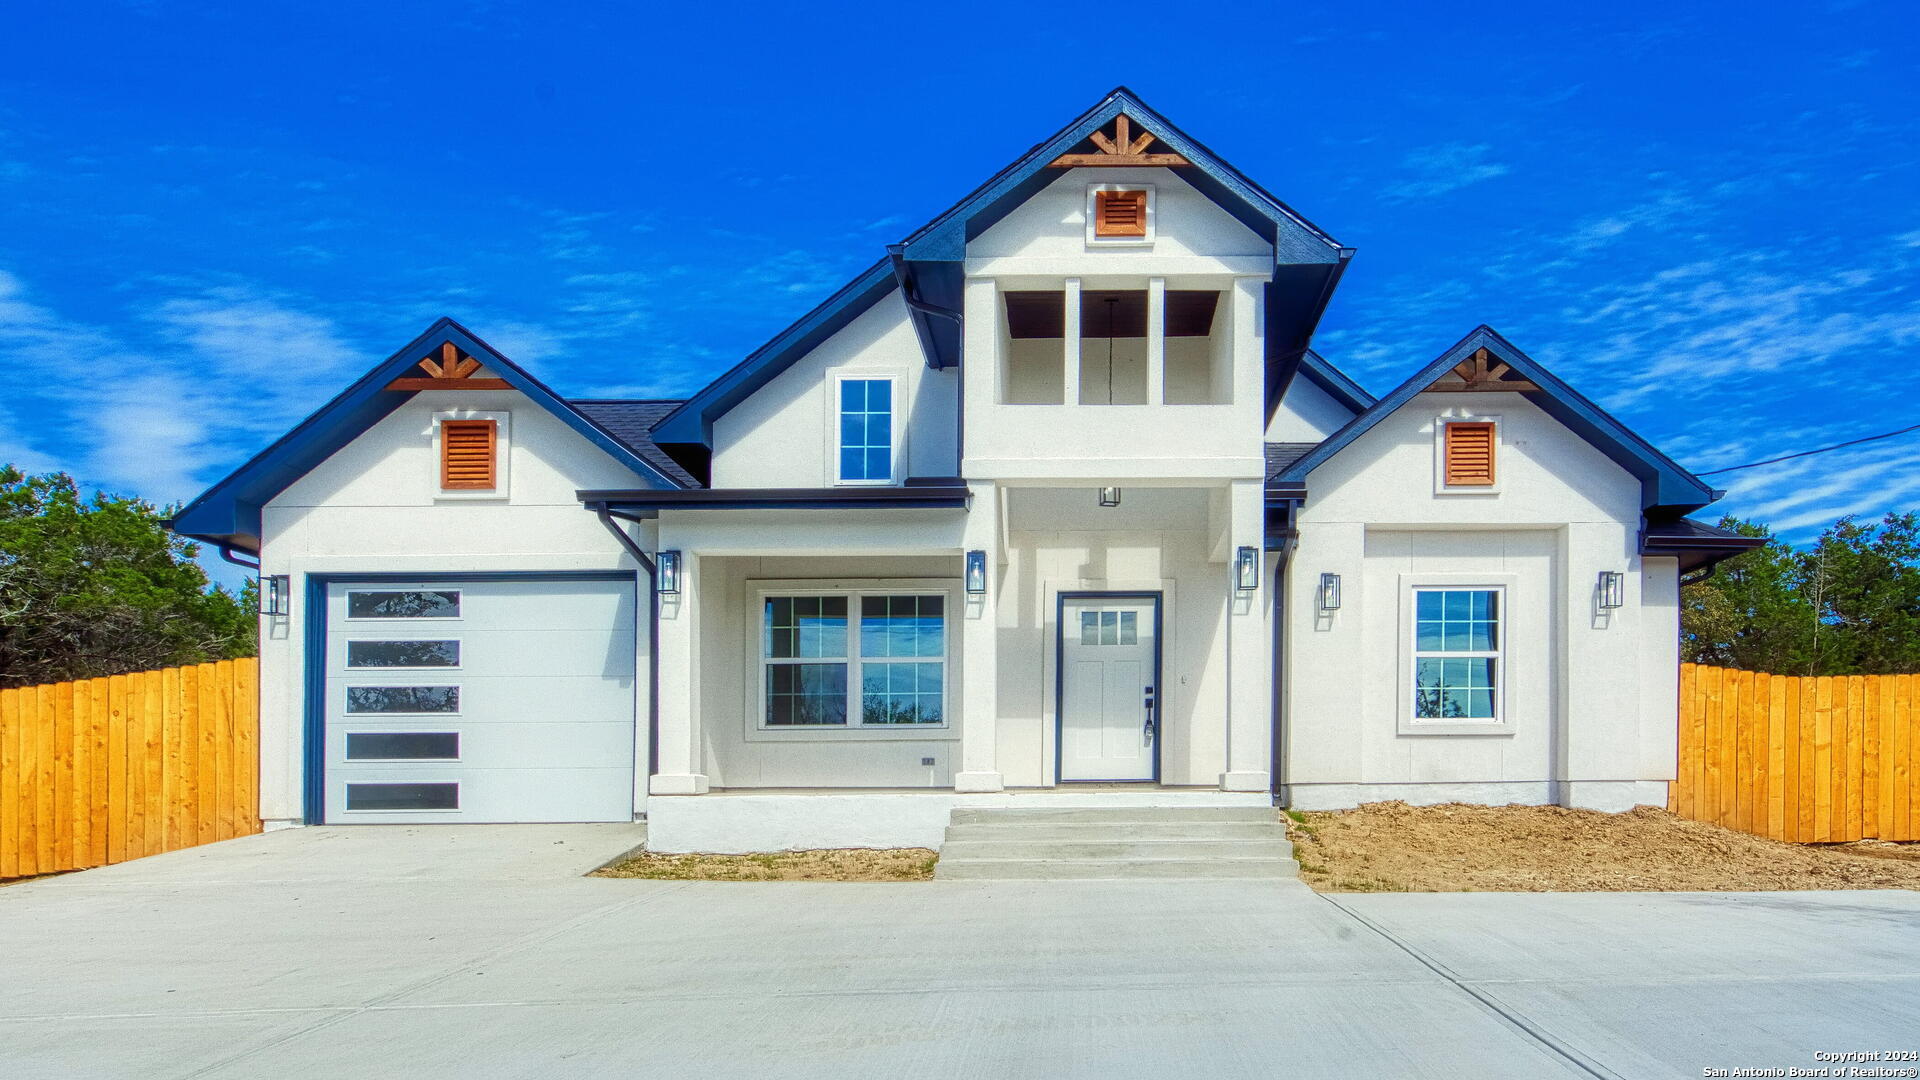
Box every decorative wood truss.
[384,342,512,391]
[1048,114,1190,168]
[1424,347,1540,393]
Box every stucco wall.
[710,289,959,487]
[1284,390,1678,810]
[256,388,658,824]
[1266,375,1357,442]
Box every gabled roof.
[168,318,683,552]
[1265,442,1320,482]
[648,258,897,449]
[1642,516,1766,573]
[652,87,1354,458]
[895,86,1344,265]
[570,400,702,488]
[1272,326,1721,514]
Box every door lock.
[1143,685,1156,741]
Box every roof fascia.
[650,257,899,447]
[897,87,1343,266]
[1275,326,1718,513]
[170,318,680,549]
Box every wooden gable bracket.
[1425,347,1541,393]
[384,342,513,391]
[1048,114,1190,168]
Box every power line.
[1696,422,1920,476]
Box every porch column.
[1146,276,1165,406]
[651,547,708,794]
[955,480,1004,792]
[1222,477,1272,792]
[1062,277,1082,406]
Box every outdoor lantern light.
[1318,572,1342,611]
[964,550,987,594]
[1235,545,1260,592]
[260,574,290,617]
[656,550,683,596]
[1598,570,1625,609]
[1098,486,1122,508]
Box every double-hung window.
[1411,588,1501,724]
[761,592,946,728]
[837,377,894,484]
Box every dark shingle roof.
[1265,442,1320,483]
[570,400,700,488]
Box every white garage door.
[323,577,637,823]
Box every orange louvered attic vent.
[1094,189,1148,237]
[440,419,497,490]
[1444,421,1496,486]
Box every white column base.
[649,773,711,795]
[1219,771,1271,793]
[953,771,1005,793]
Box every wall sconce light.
[1318,572,1342,611]
[260,574,290,617]
[964,550,987,594]
[1597,570,1625,609]
[1235,545,1260,592]
[657,551,683,596]
[1098,487,1122,508]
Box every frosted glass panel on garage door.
[323,578,638,824]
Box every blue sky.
[3,1,1917,587]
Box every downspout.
[1269,502,1297,802]
[217,542,261,571]
[594,505,662,788]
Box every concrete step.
[939,838,1293,861]
[948,806,1276,825]
[944,820,1287,842]
[935,856,1299,881]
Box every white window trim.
[341,685,464,718]
[1432,411,1501,496]
[342,730,463,761]
[743,578,959,743]
[342,588,464,622]
[341,638,464,673]
[827,372,901,487]
[1085,182,1156,246]
[1396,573,1517,737]
[433,409,510,501]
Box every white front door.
[1059,595,1159,782]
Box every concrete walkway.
[1,826,1913,1079]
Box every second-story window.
[837,376,894,484]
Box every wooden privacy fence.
[0,658,259,878]
[1671,663,1918,843]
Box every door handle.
[1143,686,1156,742]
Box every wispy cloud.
[1385,143,1510,200]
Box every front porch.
[630,479,1277,849]
[645,786,1273,853]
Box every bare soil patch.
[593,848,937,882]
[1285,801,1920,893]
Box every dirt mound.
[1286,801,1920,893]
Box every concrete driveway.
[1,826,1914,1079]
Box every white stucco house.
[170,89,1759,852]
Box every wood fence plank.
[0,689,19,878]
[1732,671,1753,835]
[121,674,143,861]
[1799,676,1817,843]
[32,685,55,873]
[234,658,259,835]
[198,662,224,844]
[1722,668,1742,829]
[57,680,81,872]
[1864,675,1882,840]
[106,675,129,865]
[1814,676,1834,842]
[1901,674,1916,842]
[164,666,188,851]
[87,678,110,868]
[1701,666,1724,827]
[1845,675,1866,841]
[1767,672,1787,841]
[1875,674,1896,841]
[1674,666,1697,817]
[140,671,165,857]
[1781,674,1802,843]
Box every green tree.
[1682,512,1920,676]
[0,466,256,687]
